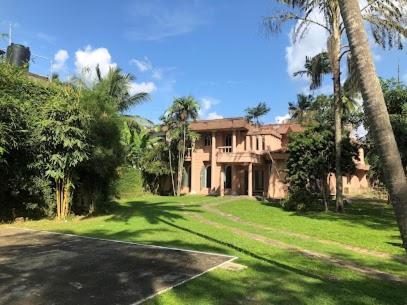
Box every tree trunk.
[331,5,344,212]
[56,179,62,220]
[176,125,187,196]
[339,0,407,251]
[168,147,176,196]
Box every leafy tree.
[245,102,270,125]
[365,79,407,186]
[33,89,89,220]
[0,63,72,219]
[286,126,358,211]
[72,86,124,214]
[265,0,407,212]
[122,121,159,171]
[161,96,199,196]
[339,0,407,251]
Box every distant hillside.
[124,115,155,129]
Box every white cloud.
[207,112,223,120]
[52,49,69,73]
[286,9,329,79]
[275,113,290,124]
[130,56,152,72]
[198,97,223,119]
[75,45,117,82]
[129,81,156,95]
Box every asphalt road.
[0,227,234,305]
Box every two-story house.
[176,117,369,198]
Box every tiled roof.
[189,118,304,138]
[189,117,251,131]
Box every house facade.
[177,117,369,198]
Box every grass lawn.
[6,195,407,305]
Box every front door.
[254,169,264,192]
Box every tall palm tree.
[288,94,313,124]
[94,65,149,112]
[264,0,406,212]
[339,0,407,251]
[245,102,271,125]
[162,96,199,196]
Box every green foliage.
[93,65,149,112]
[281,190,320,212]
[112,166,144,198]
[286,125,358,209]
[33,92,89,182]
[245,102,270,124]
[161,96,200,196]
[365,79,407,186]
[0,62,147,219]
[0,64,81,219]
[71,76,126,214]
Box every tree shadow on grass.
[81,200,202,225]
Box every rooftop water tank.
[6,43,31,69]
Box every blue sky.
[1,0,406,123]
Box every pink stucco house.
[175,117,369,198]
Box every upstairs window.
[225,134,232,147]
[204,134,211,146]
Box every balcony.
[216,146,262,163]
[218,146,232,153]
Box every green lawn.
[6,195,407,305]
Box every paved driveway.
[0,227,234,305]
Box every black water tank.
[6,43,31,69]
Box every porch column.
[232,130,237,152]
[248,163,253,197]
[245,135,250,151]
[211,132,216,193]
[220,165,225,197]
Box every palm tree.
[264,0,406,212]
[293,52,332,90]
[162,96,199,196]
[288,94,313,124]
[94,65,149,112]
[245,102,271,125]
[339,0,407,251]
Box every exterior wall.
[264,135,282,151]
[328,171,369,196]
[267,160,288,199]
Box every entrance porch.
[219,163,269,197]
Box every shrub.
[280,190,321,212]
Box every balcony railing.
[218,146,232,154]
